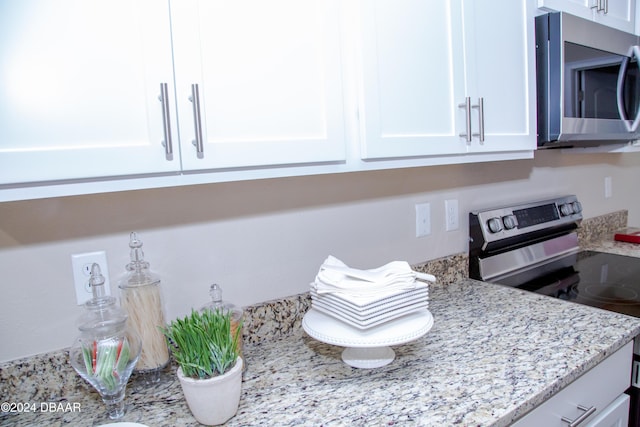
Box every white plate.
[312,299,429,329]
[311,286,428,311]
[312,281,428,307]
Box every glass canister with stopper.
[118,232,169,380]
[69,263,142,420]
[200,284,244,362]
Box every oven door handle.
[616,45,640,133]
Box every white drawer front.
[513,341,632,427]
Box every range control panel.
[469,195,582,247]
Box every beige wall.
[1,149,639,362]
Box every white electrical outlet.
[71,251,110,305]
[445,199,459,231]
[415,203,431,237]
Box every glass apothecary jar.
[200,284,244,361]
[69,263,141,420]
[118,232,169,379]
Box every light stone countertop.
[3,278,640,427]
[584,237,640,257]
[3,212,640,427]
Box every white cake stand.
[302,308,434,369]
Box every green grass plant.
[162,308,242,379]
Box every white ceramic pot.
[176,357,243,426]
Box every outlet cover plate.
[71,251,110,305]
[415,203,431,237]
[445,199,459,231]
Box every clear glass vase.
[69,263,141,420]
[69,332,141,419]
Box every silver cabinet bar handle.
[472,97,485,142]
[159,83,173,158]
[458,97,472,142]
[591,0,604,11]
[561,405,596,427]
[604,0,608,14]
[189,83,204,157]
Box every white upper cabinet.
[357,0,467,159]
[0,0,179,185]
[0,0,346,188]
[463,0,537,154]
[170,0,347,171]
[538,0,636,33]
[0,0,538,201]
[358,0,536,160]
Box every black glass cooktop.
[495,250,640,318]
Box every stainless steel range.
[468,195,640,426]
[468,195,640,315]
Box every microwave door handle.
[616,54,631,130]
[616,46,640,132]
[631,46,640,132]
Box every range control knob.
[571,201,582,214]
[502,215,517,230]
[487,217,503,233]
[559,203,574,216]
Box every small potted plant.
[162,309,243,426]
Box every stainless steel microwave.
[535,12,640,148]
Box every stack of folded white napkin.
[310,256,435,329]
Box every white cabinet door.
[537,0,636,33]
[593,1,635,33]
[537,0,594,19]
[357,0,534,160]
[170,0,347,171]
[357,0,467,159]
[0,0,178,185]
[463,0,536,154]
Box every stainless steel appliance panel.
[536,12,640,147]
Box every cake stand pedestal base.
[302,308,434,369]
[341,346,395,368]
